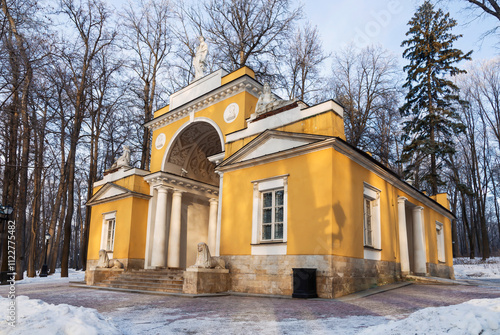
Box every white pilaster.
[215,172,223,256]
[397,197,410,275]
[208,198,218,254]
[413,206,427,275]
[167,189,183,268]
[151,186,169,268]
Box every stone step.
[95,268,185,293]
[102,278,183,286]
[118,274,183,281]
[110,276,183,283]
[102,280,183,289]
[96,282,183,293]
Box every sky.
[303,0,499,63]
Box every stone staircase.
[95,268,184,293]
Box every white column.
[397,197,410,275]
[207,198,218,254]
[167,189,183,268]
[151,186,169,268]
[413,206,427,275]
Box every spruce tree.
[400,1,471,195]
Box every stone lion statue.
[111,145,130,169]
[190,242,225,269]
[96,249,124,269]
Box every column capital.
[397,196,407,204]
[413,206,424,212]
[172,189,184,196]
[155,185,171,193]
[209,198,218,204]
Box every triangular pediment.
[220,130,330,166]
[87,183,134,206]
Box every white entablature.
[145,72,263,131]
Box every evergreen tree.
[400,1,471,195]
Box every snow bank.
[0,296,120,335]
[360,298,500,335]
[454,257,500,279]
[16,268,85,285]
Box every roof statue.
[193,36,208,81]
[251,82,297,120]
[110,145,130,169]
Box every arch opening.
[164,121,223,186]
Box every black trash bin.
[292,268,318,298]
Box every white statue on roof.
[193,36,208,81]
[110,145,130,169]
[255,82,276,114]
[251,82,298,120]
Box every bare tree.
[331,45,401,157]
[277,24,329,104]
[121,0,172,171]
[57,0,116,277]
[191,0,301,80]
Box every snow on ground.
[454,257,500,279]
[359,298,500,335]
[0,296,120,335]
[15,268,85,285]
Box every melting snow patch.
[0,296,120,335]
[454,257,500,279]
[359,298,500,335]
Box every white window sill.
[364,247,381,261]
[251,243,287,255]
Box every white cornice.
[144,171,219,199]
[145,76,262,131]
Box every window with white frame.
[251,175,288,255]
[436,221,445,262]
[363,183,381,259]
[261,189,284,241]
[363,197,374,247]
[101,212,116,255]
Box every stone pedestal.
[85,268,124,286]
[182,268,229,294]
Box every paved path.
[2,280,499,319]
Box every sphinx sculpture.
[96,249,124,269]
[190,242,225,269]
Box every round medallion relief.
[224,103,239,123]
[155,133,166,150]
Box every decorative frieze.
[145,77,262,131]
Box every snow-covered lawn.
[454,257,500,279]
[15,268,85,285]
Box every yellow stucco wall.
[220,148,334,255]
[87,196,149,261]
[220,146,453,267]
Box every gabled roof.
[86,182,150,206]
[217,130,455,220]
[218,130,331,168]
